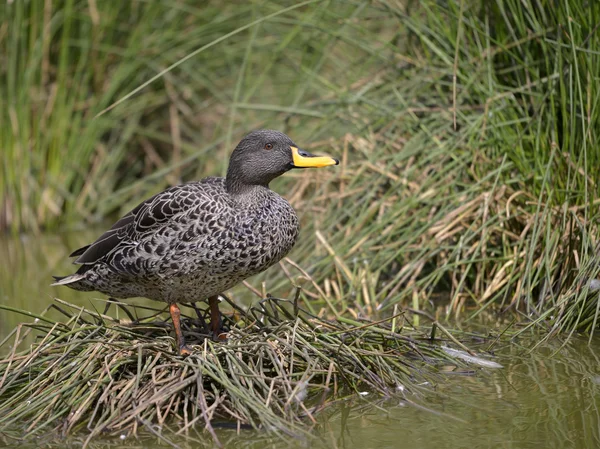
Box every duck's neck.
[225,176,270,201]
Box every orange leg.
[169,303,192,355]
[208,296,225,340]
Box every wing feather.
[72,183,204,265]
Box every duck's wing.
[71,183,207,265]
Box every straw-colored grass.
[0,296,478,446]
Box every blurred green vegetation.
[1,0,391,231]
[1,0,599,337]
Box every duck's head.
[226,129,338,193]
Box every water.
[1,232,599,448]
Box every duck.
[52,129,339,355]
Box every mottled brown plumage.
[52,130,338,354]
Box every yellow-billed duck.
[52,129,338,354]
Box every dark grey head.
[225,129,338,194]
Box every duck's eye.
[264,143,273,150]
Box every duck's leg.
[208,295,224,340]
[169,303,192,355]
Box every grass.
[241,0,600,339]
[0,296,487,446]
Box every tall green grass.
[2,1,599,335]
[1,0,389,231]
[255,0,600,337]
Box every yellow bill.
[291,146,339,168]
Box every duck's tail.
[51,273,86,286]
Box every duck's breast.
[151,190,299,300]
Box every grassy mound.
[0,296,477,444]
